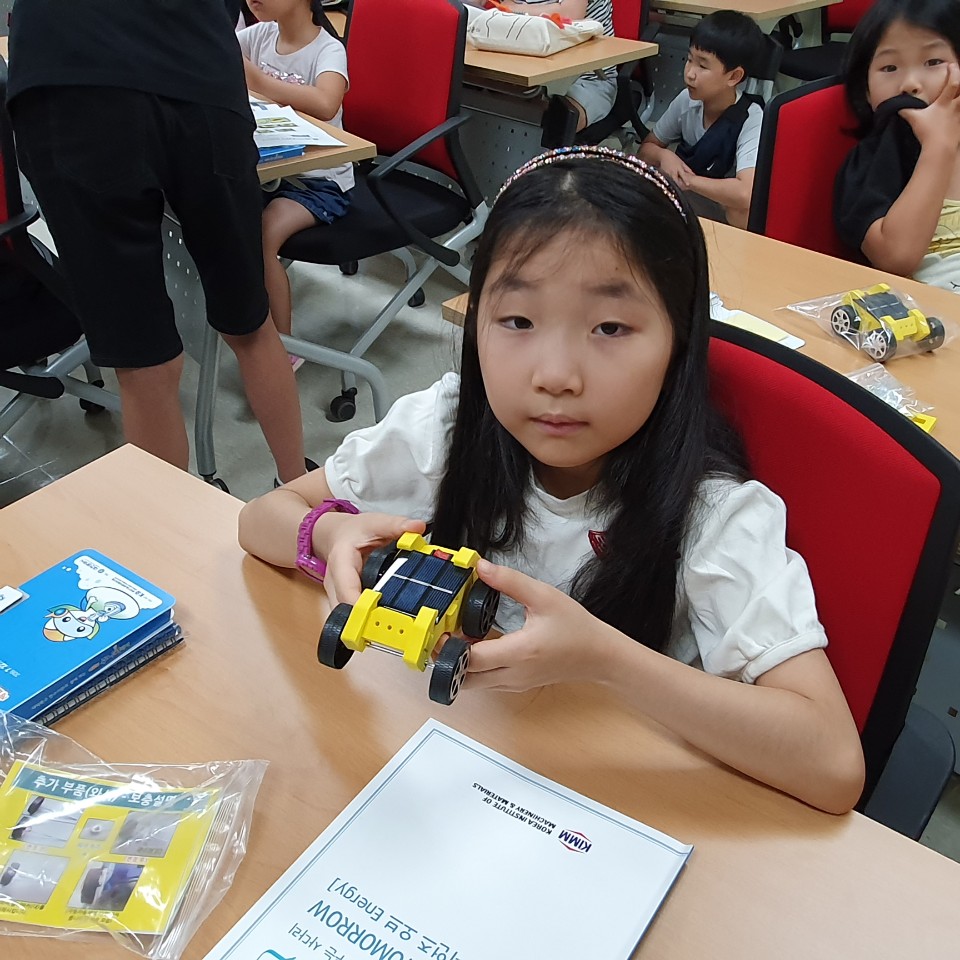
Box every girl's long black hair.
[844,0,960,136]
[431,159,747,652]
[309,0,344,41]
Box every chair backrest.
[827,0,873,37]
[752,31,783,84]
[0,56,26,239]
[748,77,859,261]
[343,0,466,184]
[612,0,647,41]
[708,324,960,803]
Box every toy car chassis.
[318,533,500,705]
[830,284,944,362]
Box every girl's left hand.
[465,560,617,692]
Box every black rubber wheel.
[203,476,230,493]
[27,797,44,815]
[863,325,897,362]
[318,603,355,669]
[408,288,425,308]
[10,826,26,841]
[361,542,399,591]
[923,316,945,352]
[339,261,359,276]
[0,863,20,886]
[79,400,106,414]
[830,305,860,338]
[460,581,500,639]
[429,636,470,705]
[328,389,357,423]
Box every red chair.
[278,0,484,422]
[779,0,874,82]
[709,322,959,837]
[577,0,654,147]
[0,56,118,437]
[748,78,860,261]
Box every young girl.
[239,146,865,815]
[238,0,354,362]
[835,0,960,290]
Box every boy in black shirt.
[6,0,307,482]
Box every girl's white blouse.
[325,374,827,683]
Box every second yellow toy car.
[830,284,945,362]
[318,533,500,705]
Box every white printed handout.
[249,100,346,149]
[203,720,691,960]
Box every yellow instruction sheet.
[0,761,219,934]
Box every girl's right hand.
[901,62,960,150]
[312,512,427,608]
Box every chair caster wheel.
[408,288,425,308]
[339,261,359,276]
[80,380,107,414]
[328,388,357,423]
[203,476,230,493]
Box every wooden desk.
[463,35,657,86]
[326,12,656,86]
[256,121,375,182]
[6,444,960,960]
[443,221,960,458]
[653,0,838,20]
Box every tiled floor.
[1,252,464,505]
[4,251,960,863]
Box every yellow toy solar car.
[830,284,944,362]
[318,533,500,705]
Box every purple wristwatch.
[296,499,359,582]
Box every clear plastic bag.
[784,283,954,362]
[846,363,937,432]
[0,712,267,959]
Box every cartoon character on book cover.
[42,556,159,643]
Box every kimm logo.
[558,829,592,853]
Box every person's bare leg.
[223,321,306,483]
[567,96,589,132]
[115,355,189,469]
[262,197,316,337]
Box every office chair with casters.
[709,323,960,838]
[0,57,119,438]
[777,0,873,83]
[575,0,654,149]
[278,0,486,423]
[748,77,859,260]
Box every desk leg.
[161,214,222,484]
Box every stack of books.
[0,550,182,725]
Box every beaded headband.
[494,145,687,222]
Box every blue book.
[33,622,184,727]
[258,144,306,162]
[0,550,176,720]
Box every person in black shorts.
[6,0,307,482]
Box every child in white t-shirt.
[238,146,865,815]
[238,0,354,355]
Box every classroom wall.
[0,0,11,37]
